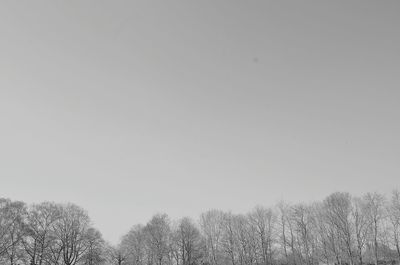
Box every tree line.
[1,191,400,265]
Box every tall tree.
[221,213,238,265]
[53,204,91,265]
[145,214,171,265]
[200,210,224,265]
[352,197,371,265]
[120,225,147,265]
[387,190,400,261]
[0,199,27,265]
[82,228,106,265]
[107,244,129,265]
[23,202,61,265]
[173,217,203,265]
[365,192,386,265]
[323,192,354,265]
[248,206,275,265]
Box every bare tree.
[234,214,256,265]
[145,214,171,265]
[23,202,61,265]
[53,203,91,265]
[221,213,238,265]
[121,225,147,265]
[352,197,371,265]
[277,202,290,265]
[364,192,386,265]
[387,190,400,261]
[248,206,276,265]
[172,217,203,265]
[107,243,129,265]
[200,210,224,265]
[0,199,27,265]
[291,204,317,265]
[323,192,355,265]
[82,228,106,265]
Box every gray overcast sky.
[1,1,399,244]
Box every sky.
[1,1,400,244]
